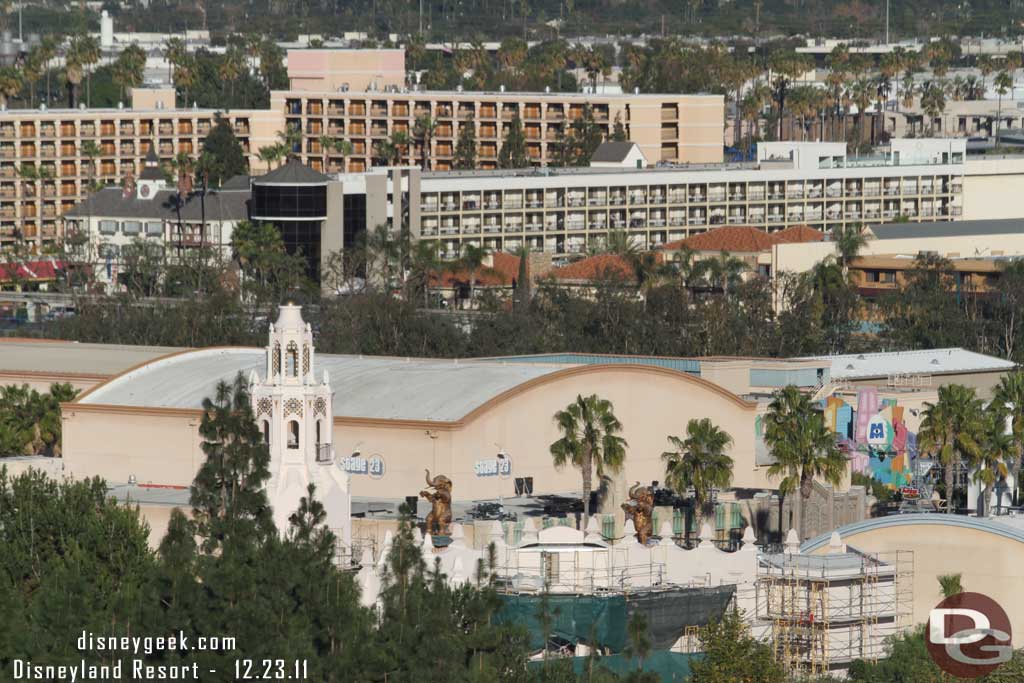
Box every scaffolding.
[756,549,913,676]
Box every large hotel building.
[0,49,723,252]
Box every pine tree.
[454,123,477,169]
[190,373,273,552]
[202,114,248,186]
[611,113,628,142]
[498,115,529,168]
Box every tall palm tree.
[37,35,57,106]
[830,223,867,278]
[696,251,747,294]
[413,115,436,170]
[389,130,410,165]
[409,240,441,308]
[918,384,985,515]
[994,71,1013,146]
[764,385,847,540]
[70,33,100,107]
[550,394,628,523]
[459,243,486,307]
[994,372,1024,505]
[975,407,1011,517]
[220,46,246,102]
[662,418,734,536]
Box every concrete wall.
[963,156,1024,221]
[286,49,406,93]
[807,520,1024,646]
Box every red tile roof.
[775,225,825,243]
[660,225,823,253]
[430,251,521,288]
[549,254,636,282]
[0,258,66,282]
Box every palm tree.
[975,407,1011,517]
[81,140,101,191]
[830,223,867,278]
[919,82,947,136]
[662,418,734,537]
[696,251,747,294]
[550,394,628,524]
[764,385,847,540]
[409,240,441,308]
[389,130,410,165]
[918,384,985,514]
[459,243,486,307]
[994,71,1013,146]
[112,43,146,102]
[995,372,1024,506]
[220,47,246,102]
[413,115,436,170]
[938,573,964,598]
[71,33,101,107]
[37,35,56,106]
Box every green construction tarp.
[528,650,701,683]
[498,594,629,651]
[498,586,735,653]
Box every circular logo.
[139,183,151,198]
[926,592,1012,678]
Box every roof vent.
[931,358,940,365]
[856,354,865,360]
[545,85,550,93]
[499,84,505,92]
[846,363,855,370]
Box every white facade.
[250,304,351,547]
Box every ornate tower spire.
[252,303,350,551]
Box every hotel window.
[122,220,142,235]
[99,220,118,235]
[287,420,300,449]
[145,221,162,236]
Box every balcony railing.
[316,443,335,464]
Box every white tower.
[251,303,351,551]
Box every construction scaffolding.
[755,549,913,676]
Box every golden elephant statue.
[420,469,453,537]
[621,482,654,545]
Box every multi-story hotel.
[0,88,277,252]
[407,139,967,258]
[273,88,724,174]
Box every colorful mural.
[821,387,917,490]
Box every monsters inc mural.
[821,387,917,489]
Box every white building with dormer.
[250,303,351,549]
[61,144,250,288]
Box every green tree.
[201,114,248,186]
[550,394,628,522]
[995,372,1024,505]
[976,406,1012,517]
[190,373,273,552]
[230,220,312,310]
[918,384,985,515]
[662,418,734,533]
[830,223,867,278]
[0,67,23,108]
[111,43,146,102]
[846,626,944,682]
[459,243,486,306]
[994,70,1014,145]
[690,608,786,683]
[765,385,847,540]
[498,115,529,168]
[454,123,477,169]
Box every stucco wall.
[62,366,774,505]
[808,521,1024,645]
[963,157,1024,221]
[334,366,766,503]
[62,406,205,487]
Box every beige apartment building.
[0,88,278,252]
[272,87,725,174]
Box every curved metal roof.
[801,513,1024,553]
[78,348,578,422]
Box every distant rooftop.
[868,218,1024,241]
[0,338,184,378]
[808,347,1016,380]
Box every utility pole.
[419,0,423,36]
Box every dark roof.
[63,187,250,222]
[252,158,329,185]
[144,145,158,163]
[139,165,165,181]
[590,141,639,163]
[868,218,1024,240]
[220,174,252,191]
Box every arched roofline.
[71,352,756,425]
[802,513,1024,553]
[460,362,757,424]
[74,346,255,403]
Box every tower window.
[286,342,298,377]
[315,419,322,445]
[262,420,270,444]
[287,420,300,449]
